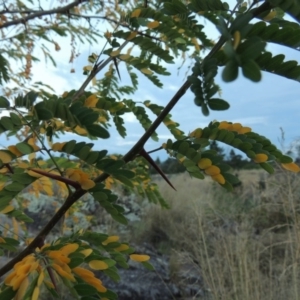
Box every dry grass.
[132,170,300,300]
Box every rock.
[99,243,181,300]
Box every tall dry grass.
[132,169,300,300]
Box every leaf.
[147,21,160,28]
[0,151,13,163]
[208,99,230,110]
[201,103,209,116]
[16,142,33,154]
[36,108,53,120]
[260,162,274,174]
[86,124,110,139]
[242,60,261,82]
[222,60,239,82]
[74,284,98,296]
[130,254,150,262]
[111,213,128,225]
[89,260,109,270]
[0,287,17,300]
[0,96,10,108]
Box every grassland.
[130,169,300,300]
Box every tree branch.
[0,0,90,29]
[0,0,272,279]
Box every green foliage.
[0,0,299,299]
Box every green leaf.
[208,98,230,110]
[111,213,128,225]
[242,59,261,82]
[4,182,25,192]
[222,173,240,185]
[222,60,239,82]
[260,162,275,174]
[142,261,155,270]
[113,174,134,188]
[86,124,110,139]
[74,284,98,296]
[16,142,33,154]
[0,287,17,300]
[201,103,209,116]
[0,96,10,108]
[279,155,293,163]
[62,140,76,154]
[36,108,53,120]
[0,117,14,130]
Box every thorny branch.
[0,0,271,278]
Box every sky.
[2,0,300,161]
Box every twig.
[0,0,90,29]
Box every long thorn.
[140,148,176,191]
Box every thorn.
[29,168,81,189]
[113,57,121,80]
[139,148,176,191]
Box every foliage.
[0,0,299,299]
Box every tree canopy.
[0,0,300,299]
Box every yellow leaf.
[80,249,93,257]
[75,126,88,135]
[88,260,109,270]
[218,121,230,130]
[119,54,130,60]
[191,37,200,52]
[228,123,242,132]
[140,68,153,75]
[42,185,53,196]
[85,94,98,107]
[264,10,276,21]
[8,146,22,157]
[131,9,141,18]
[102,235,119,245]
[114,244,129,252]
[37,271,45,287]
[60,243,79,256]
[83,65,93,71]
[211,174,225,184]
[0,151,13,163]
[205,165,221,176]
[85,277,107,293]
[189,128,202,138]
[0,205,14,214]
[31,287,40,300]
[80,179,95,190]
[130,254,150,262]
[27,170,43,178]
[232,31,241,50]
[127,31,137,40]
[0,236,6,243]
[147,21,160,29]
[72,267,95,279]
[52,263,75,281]
[254,153,268,163]
[52,142,66,151]
[281,162,300,172]
[197,158,212,169]
[110,49,120,57]
[238,127,251,134]
[15,277,29,300]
